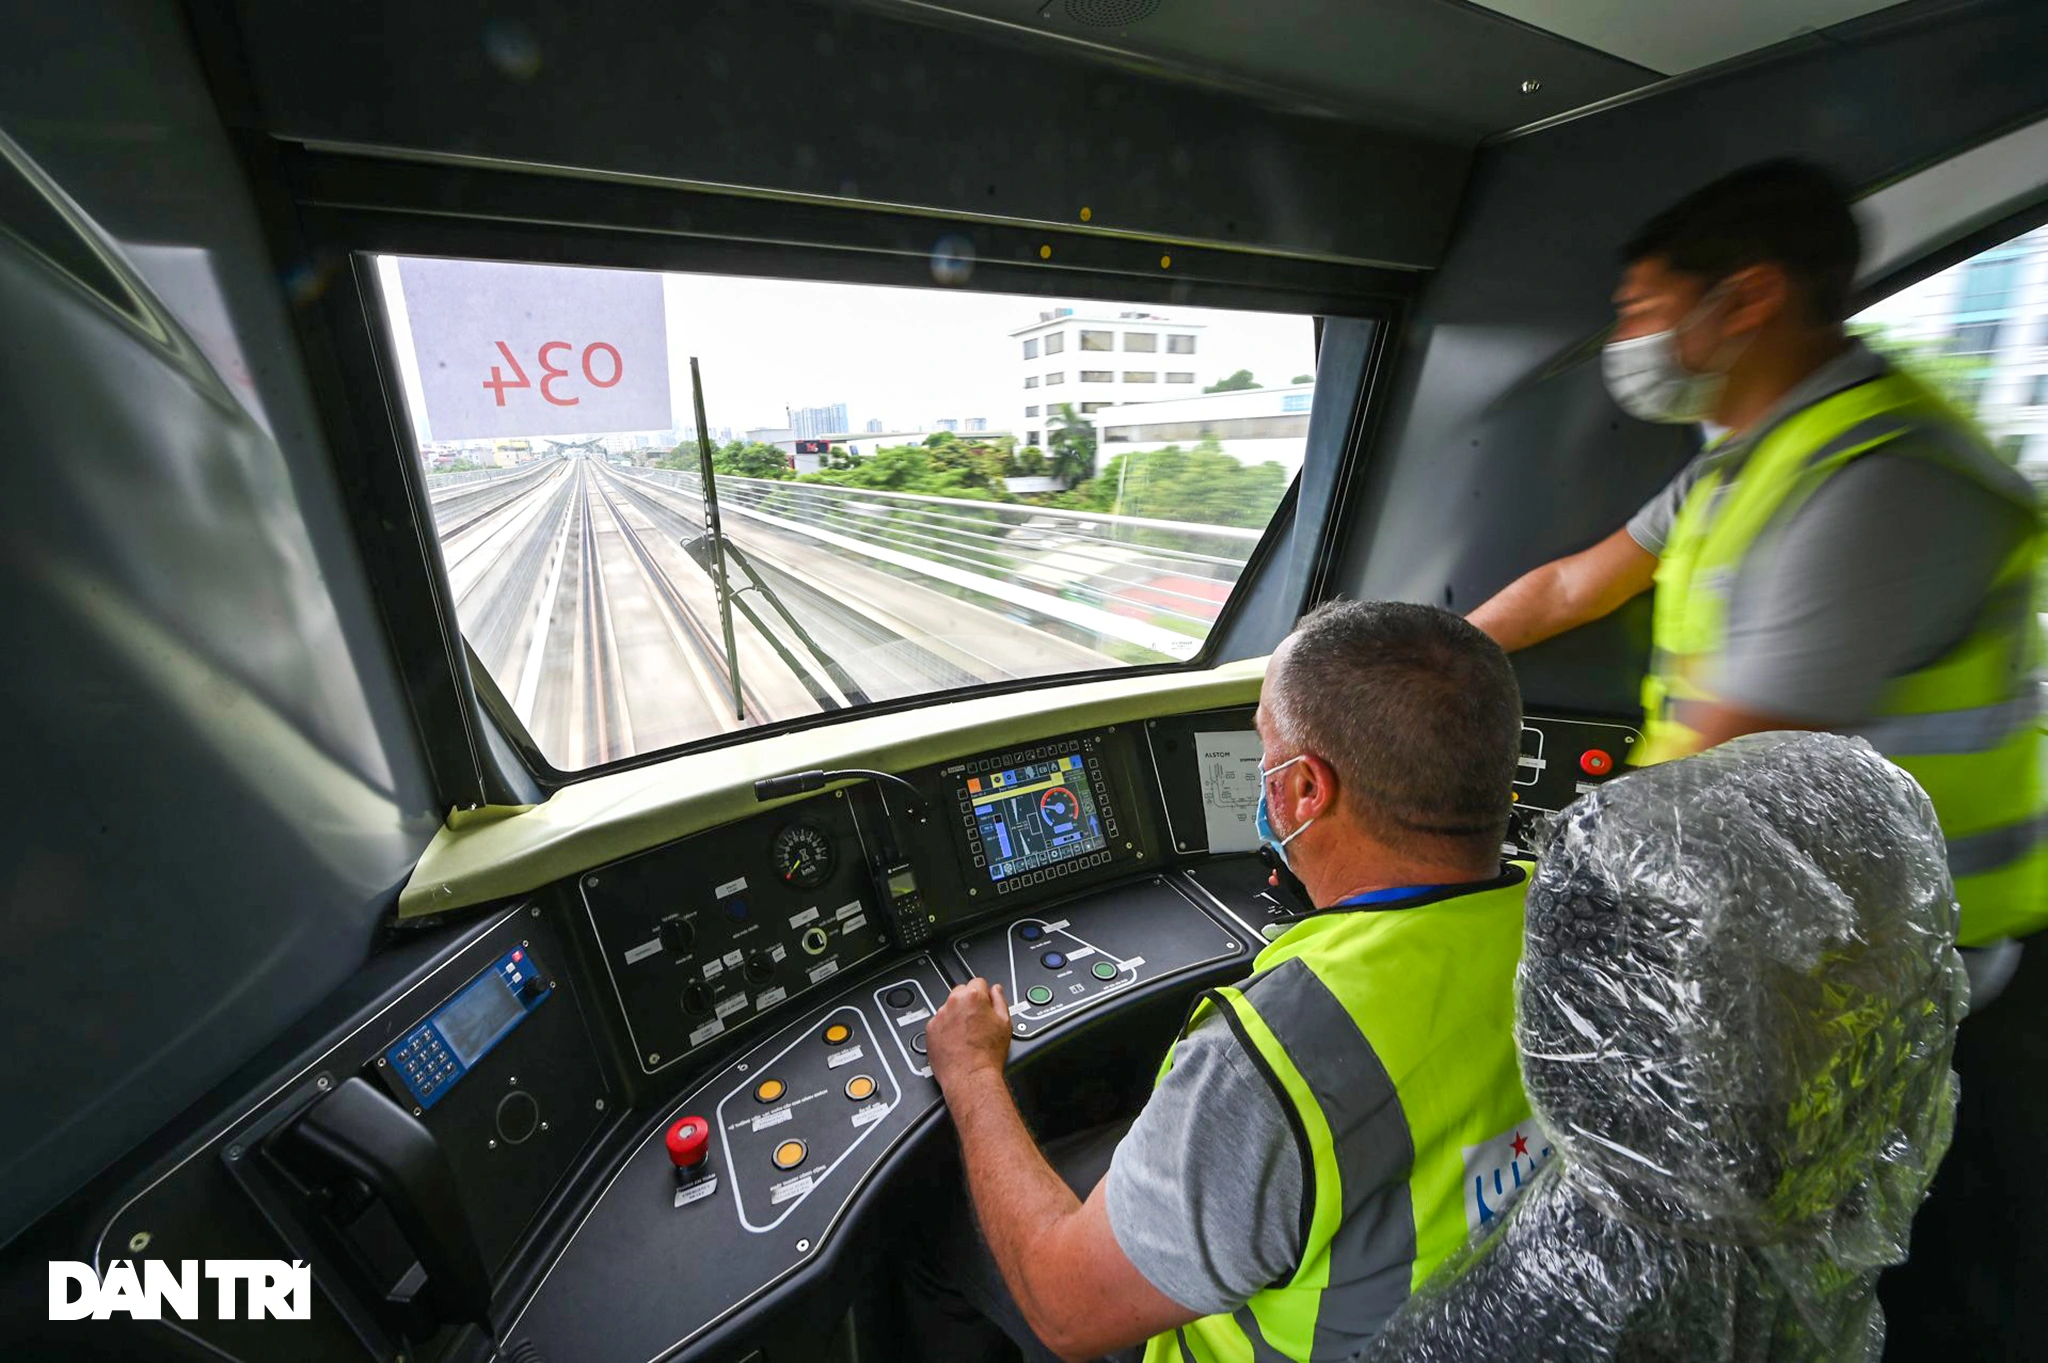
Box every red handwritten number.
[537,341,579,406]
[583,342,623,389]
[485,341,622,404]
[482,341,531,406]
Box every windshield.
[377,257,1319,771]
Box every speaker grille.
[1063,0,1161,27]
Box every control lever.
[754,768,927,822]
[295,1077,494,1334]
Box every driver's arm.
[1466,525,1658,652]
[927,979,1196,1361]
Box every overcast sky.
[379,256,1318,444]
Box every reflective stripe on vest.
[1143,866,1535,1363]
[1638,367,2048,944]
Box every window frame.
[297,148,1410,796]
[1124,332,1157,352]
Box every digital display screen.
[436,975,524,1067]
[970,751,1108,884]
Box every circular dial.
[771,821,835,888]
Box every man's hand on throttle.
[926,978,1012,1091]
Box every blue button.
[1041,951,1067,970]
[1019,924,1043,941]
[726,899,749,921]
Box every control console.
[887,727,1161,947]
[505,959,953,1363]
[580,790,886,1074]
[1505,716,1643,858]
[950,876,1245,1039]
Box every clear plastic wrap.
[1362,731,1967,1362]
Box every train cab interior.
[4,1,2046,1359]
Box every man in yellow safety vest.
[1468,160,2046,985]
[912,601,1541,1361]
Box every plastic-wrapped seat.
[1361,731,1966,1362]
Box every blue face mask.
[1255,754,1315,870]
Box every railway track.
[583,462,771,729]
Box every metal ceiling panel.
[853,0,1656,139]
[1469,0,1914,75]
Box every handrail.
[619,465,1265,647]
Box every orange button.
[822,1023,851,1046]
[844,1074,877,1101]
[754,1078,785,1104]
[772,1139,807,1171]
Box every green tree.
[1058,440,1288,529]
[715,441,794,479]
[799,437,1012,498]
[1045,402,1098,485]
[1291,374,1314,385]
[1204,369,1261,394]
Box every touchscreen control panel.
[939,732,1132,898]
[963,746,1117,892]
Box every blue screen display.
[969,752,1107,884]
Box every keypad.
[392,1025,458,1100]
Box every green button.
[1092,961,1118,980]
[1026,985,1054,1006]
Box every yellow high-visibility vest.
[1639,368,2047,945]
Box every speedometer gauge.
[771,822,835,889]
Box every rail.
[424,455,564,494]
[620,468,1266,659]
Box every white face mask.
[1600,285,1748,425]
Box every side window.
[1853,224,2048,471]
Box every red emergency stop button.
[1580,749,1614,777]
[666,1115,710,1169]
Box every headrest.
[1519,731,1965,1258]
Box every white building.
[1010,308,1206,449]
[1092,383,1315,474]
[1855,225,2048,469]
[791,403,849,441]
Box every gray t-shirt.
[1102,1010,1306,1315]
[1624,343,2033,723]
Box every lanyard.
[1333,883,1457,908]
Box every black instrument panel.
[949,875,1244,1038]
[1505,714,1645,857]
[579,790,886,1075]
[94,905,614,1363]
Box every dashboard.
[90,706,1635,1363]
